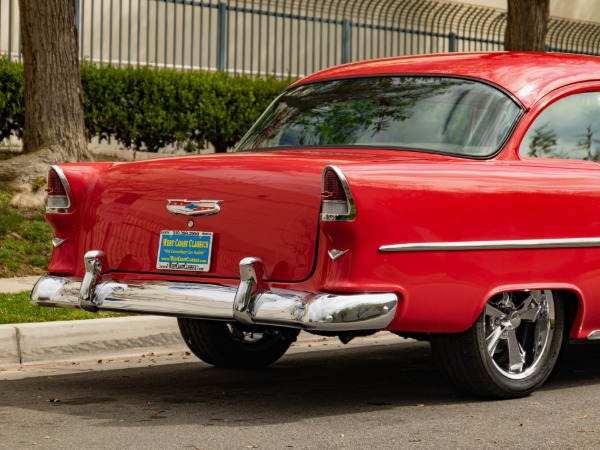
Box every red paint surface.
[47,52,600,339]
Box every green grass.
[0,185,53,277]
[0,291,127,324]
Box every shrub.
[0,58,24,142]
[2,59,294,152]
[197,73,291,152]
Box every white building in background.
[470,0,600,23]
[2,0,600,78]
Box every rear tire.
[431,290,564,398]
[178,318,298,369]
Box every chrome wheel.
[484,290,555,380]
[431,290,565,398]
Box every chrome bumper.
[30,253,398,332]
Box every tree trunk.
[505,0,550,51]
[19,0,89,160]
[0,0,90,209]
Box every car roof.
[295,52,600,109]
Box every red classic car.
[31,52,600,398]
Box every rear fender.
[46,162,117,275]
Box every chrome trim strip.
[379,237,600,253]
[31,262,398,332]
[320,165,357,222]
[47,165,74,213]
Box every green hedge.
[0,58,293,153]
[0,58,25,142]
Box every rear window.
[235,76,521,158]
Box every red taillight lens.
[323,170,346,201]
[46,167,71,213]
[47,169,67,196]
[321,166,356,222]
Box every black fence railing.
[1,0,600,77]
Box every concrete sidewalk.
[0,276,187,366]
[0,276,40,294]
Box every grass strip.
[0,291,127,324]
[0,185,53,277]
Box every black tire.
[431,290,565,399]
[178,318,299,369]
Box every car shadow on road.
[545,341,600,390]
[3,338,600,427]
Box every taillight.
[46,166,72,213]
[320,165,356,222]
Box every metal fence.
[2,0,600,77]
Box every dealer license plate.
[156,230,213,272]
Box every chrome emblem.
[167,199,222,216]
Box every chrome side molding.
[31,256,398,332]
[380,237,600,253]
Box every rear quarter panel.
[321,158,600,338]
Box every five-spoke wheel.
[484,291,555,379]
[432,290,565,398]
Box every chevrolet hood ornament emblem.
[167,199,223,216]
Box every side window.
[519,92,600,161]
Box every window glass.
[520,92,600,161]
[235,76,521,158]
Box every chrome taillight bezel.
[46,165,74,213]
[320,165,357,222]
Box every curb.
[0,278,187,366]
[0,316,186,366]
[0,279,396,367]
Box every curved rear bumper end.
[31,256,398,332]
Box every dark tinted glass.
[520,92,600,161]
[236,76,521,157]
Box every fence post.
[74,0,82,62]
[74,0,80,31]
[448,32,457,52]
[342,19,351,64]
[217,2,228,71]
[8,0,14,59]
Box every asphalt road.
[1,334,600,449]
